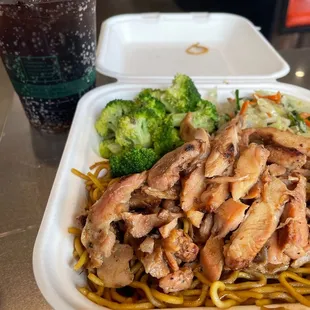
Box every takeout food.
[69,78,310,309]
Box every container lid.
[96,13,290,82]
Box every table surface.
[1,10,310,310]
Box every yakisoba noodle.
[69,162,310,309]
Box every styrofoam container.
[33,13,310,310]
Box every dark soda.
[0,0,96,133]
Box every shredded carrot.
[240,100,252,115]
[304,119,310,127]
[267,112,272,118]
[256,91,282,104]
[300,112,310,119]
[298,112,310,127]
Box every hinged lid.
[96,13,290,83]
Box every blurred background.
[97,0,310,50]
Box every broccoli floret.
[153,116,183,156]
[160,74,201,113]
[99,139,122,159]
[110,147,159,177]
[170,99,218,133]
[115,108,159,148]
[95,99,137,138]
[136,89,166,118]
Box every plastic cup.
[0,0,96,133]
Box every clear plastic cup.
[0,0,96,133]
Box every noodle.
[111,289,133,303]
[183,218,189,234]
[104,288,112,301]
[210,282,238,309]
[87,292,153,310]
[71,168,89,181]
[182,284,208,307]
[88,273,104,287]
[150,288,184,305]
[89,160,109,170]
[225,272,267,291]
[134,267,145,281]
[189,279,201,289]
[131,262,143,275]
[68,227,81,236]
[279,271,310,306]
[78,287,90,296]
[182,289,201,296]
[194,272,211,285]
[74,237,84,256]
[96,286,104,296]
[255,298,272,306]
[129,282,166,308]
[140,274,148,284]
[87,172,105,191]
[74,250,89,271]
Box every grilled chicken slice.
[291,245,310,268]
[129,189,161,209]
[243,180,263,200]
[225,176,289,270]
[159,218,179,238]
[139,237,155,254]
[248,232,290,274]
[163,229,199,263]
[186,210,204,228]
[141,245,170,279]
[162,199,182,213]
[196,213,214,243]
[97,243,133,288]
[148,140,208,192]
[200,235,224,282]
[268,164,286,177]
[279,174,308,259]
[81,172,147,267]
[265,145,307,170]
[142,186,179,200]
[242,127,310,157]
[231,143,270,200]
[303,160,310,170]
[180,112,211,143]
[159,267,194,293]
[201,182,230,212]
[212,199,249,238]
[122,210,182,238]
[205,117,241,177]
[181,164,207,212]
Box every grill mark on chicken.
[205,117,241,178]
[265,145,307,170]
[148,140,208,192]
[242,127,310,157]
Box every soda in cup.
[0,0,96,133]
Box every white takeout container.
[33,13,310,310]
